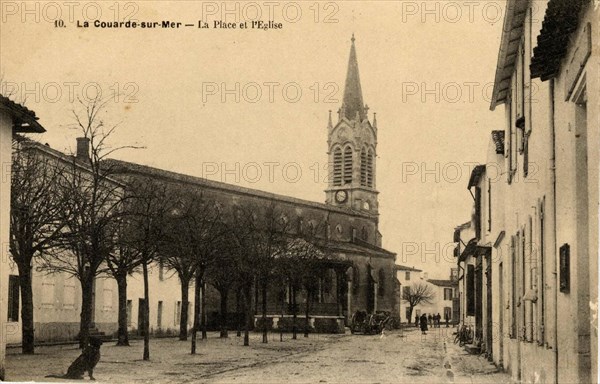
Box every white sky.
[1,1,506,279]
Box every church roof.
[342,34,366,121]
[105,158,375,219]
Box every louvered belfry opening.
[333,147,343,186]
[360,148,367,186]
[343,146,353,185]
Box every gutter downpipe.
[550,78,559,384]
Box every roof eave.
[490,0,529,111]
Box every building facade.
[4,36,398,348]
[456,1,599,383]
[0,96,45,379]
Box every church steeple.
[342,34,365,122]
[325,35,379,216]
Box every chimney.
[76,137,90,160]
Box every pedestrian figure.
[428,314,432,326]
[445,312,450,328]
[420,313,428,335]
[437,313,441,328]
[415,315,419,328]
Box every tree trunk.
[304,288,311,338]
[244,282,251,346]
[115,273,129,346]
[191,273,201,354]
[142,261,150,360]
[236,288,242,337]
[261,281,268,344]
[219,289,229,338]
[201,281,207,340]
[292,285,297,340]
[179,278,190,341]
[79,273,94,349]
[17,263,34,354]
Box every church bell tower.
[325,35,379,215]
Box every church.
[5,36,398,345]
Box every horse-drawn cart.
[350,310,391,335]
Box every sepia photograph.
[0,1,598,383]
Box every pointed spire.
[328,110,333,129]
[342,34,365,122]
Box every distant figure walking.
[420,313,428,335]
[415,315,419,328]
[428,314,432,326]
[436,313,441,328]
[445,313,450,328]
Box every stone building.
[455,1,599,383]
[3,35,398,347]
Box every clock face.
[363,201,370,210]
[335,190,348,203]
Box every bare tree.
[105,178,172,349]
[402,282,436,323]
[206,233,240,339]
[39,96,136,349]
[161,189,222,342]
[232,203,291,344]
[9,137,66,354]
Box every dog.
[46,337,103,380]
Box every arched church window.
[378,268,386,297]
[343,146,353,185]
[333,147,342,186]
[360,147,367,186]
[367,149,374,187]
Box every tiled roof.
[427,279,458,287]
[467,165,486,189]
[0,95,45,133]
[491,131,505,154]
[105,159,376,219]
[531,0,589,80]
[318,239,395,259]
[490,0,530,110]
[395,265,422,272]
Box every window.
[378,269,386,297]
[488,178,492,231]
[343,146,353,185]
[474,187,482,239]
[64,279,76,309]
[103,288,113,310]
[360,148,367,186]
[402,286,410,297]
[41,275,55,308]
[510,236,517,338]
[405,271,410,281]
[159,260,164,281]
[444,307,452,320]
[466,264,475,316]
[367,149,374,187]
[538,198,545,345]
[127,300,132,326]
[157,301,163,328]
[174,301,181,326]
[352,266,360,295]
[444,288,453,300]
[7,275,19,322]
[333,147,342,186]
